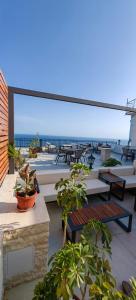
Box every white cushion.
[119,175,136,189]
[40,179,109,202]
[86,170,98,179]
[37,169,98,184]
[40,184,57,202]
[98,167,110,173]
[84,179,110,195]
[37,169,70,184]
[110,166,134,177]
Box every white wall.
[129,114,136,146]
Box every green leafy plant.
[30,134,40,148]
[29,149,37,158]
[33,220,127,300]
[14,163,36,196]
[55,163,90,245]
[33,163,135,300]
[29,134,41,154]
[128,278,136,300]
[102,157,122,167]
[8,143,25,170]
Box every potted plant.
[55,163,90,245]
[14,164,39,211]
[33,220,129,300]
[29,134,42,155]
[102,157,122,167]
[29,148,38,158]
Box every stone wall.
[3,222,49,289]
[0,174,50,294]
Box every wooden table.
[99,172,126,201]
[66,202,132,242]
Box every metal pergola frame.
[8,86,136,173]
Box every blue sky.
[1,0,136,140]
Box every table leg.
[134,195,136,211]
[72,231,76,243]
[62,220,77,242]
[115,214,132,232]
[111,181,125,201]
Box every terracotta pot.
[16,191,37,211]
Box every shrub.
[29,149,37,158]
[33,220,129,300]
[102,157,122,167]
[8,144,25,170]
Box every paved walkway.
[26,151,132,171]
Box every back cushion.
[37,168,99,184]
[98,167,110,173]
[110,166,134,176]
[86,169,99,179]
[37,170,70,184]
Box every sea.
[14,134,128,148]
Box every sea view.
[14,133,128,148]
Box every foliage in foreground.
[33,220,133,300]
[102,157,122,167]
[55,163,90,245]
[33,163,135,300]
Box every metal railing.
[14,136,117,148]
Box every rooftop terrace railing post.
[39,138,42,148]
[8,89,14,174]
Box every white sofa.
[37,164,136,203]
[37,169,110,203]
[110,166,136,189]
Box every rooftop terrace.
[1,70,136,299]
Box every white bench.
[38,169,110,203]
[110,166,136,189]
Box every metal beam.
[8,86,136,113]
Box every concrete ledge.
[0,174,50,290]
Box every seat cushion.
[84,179,110,195]
[40,179,110,202]
[119,175,136,189]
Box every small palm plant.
[55,163,90,245]
[8,143,25,170]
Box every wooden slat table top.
[69,202,131,229]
